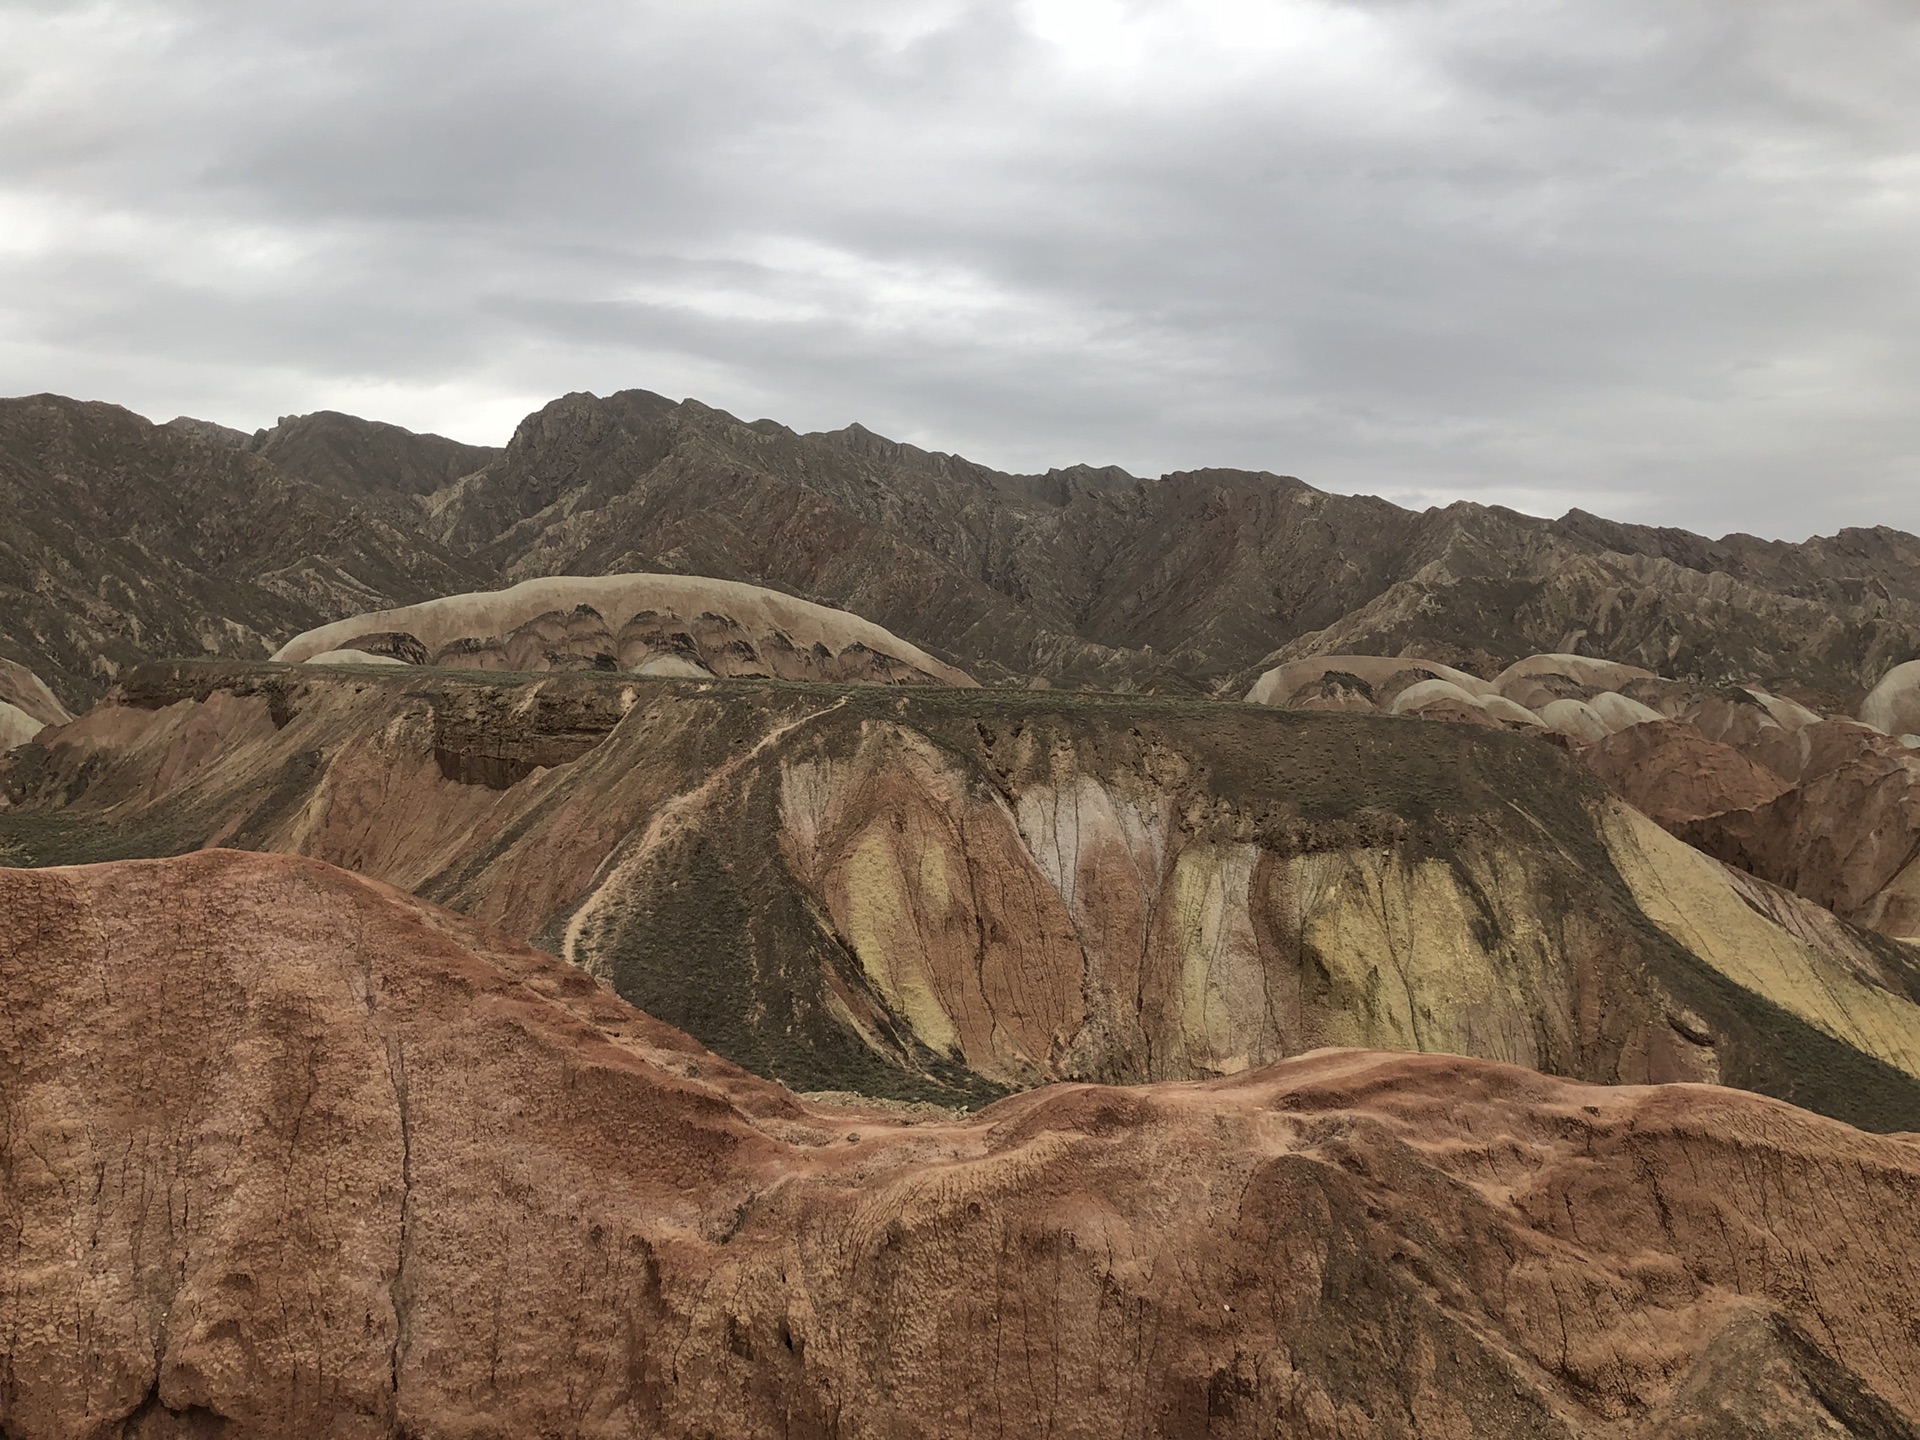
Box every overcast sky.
[4,0,1918,537]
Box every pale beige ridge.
[272,572,978,687]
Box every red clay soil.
[1682,722,1920,937]
[1581,719,1792,825]
[4,850,1919,1440]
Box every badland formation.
[5,388,1920,1437]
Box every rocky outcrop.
[15,387,1920,706]
[0,658,70,728]
[0,659,70,750]
[453,392,1920,703]
[8,661,1920,1129]
[1250,651,1879,825]
[4,849,1920,1439]
[0,395,491,710]
[1246,654,1920,949]
[1680,724,1920,942]
[1861,659,1920,738]
[161,414,254,449]
[272,573,978,686]
[165,409,500,494]
[1244,655,1495,708]
[1578,721,1792,825]
[1253,548,1920,711]
[448,391,1920,703]
[246,408,499,499]
[0,702,42,751]
[1247,651,1812,743]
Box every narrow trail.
[562,695,852,966]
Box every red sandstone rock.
[1582,719,1792,824]
[4,850,1920,1438]
[1682,722,1920,938]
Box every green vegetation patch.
[0,810,200,868]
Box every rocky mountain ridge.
[9,388,1920,713]
[9,386,1920,1435]
[0,396,492,708]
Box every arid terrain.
[6,389,1920,1435]
[6,850,1920,1440]
[6,660,1920,1133]
[11,390,1920,711]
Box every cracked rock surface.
[4,849,1920,1438]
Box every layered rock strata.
[0,395,490,709]
[0,658,70,750]
[272,573,977,687]
[1679,725,1920,942]
[6,661,1920,1128]
[1246,651,1797,745]
[16,388,1920,708]
[1246,651,1920,946]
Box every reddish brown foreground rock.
[1566,707,1920,946]
[1681,722,1920,941]
[4,851,1920,1439]
[1582,719,1793,826]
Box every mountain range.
[8,386,1920,1437]
[9,388,1920,712]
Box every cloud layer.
[4,0,1918,537]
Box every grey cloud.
[3,0,1918,537]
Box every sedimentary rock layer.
[0,659,70,730]
[0,395,491,709]
[1246,652,1920,948]
[271,572,978,687]
[3,850,1919,1439]
[15,387,1920,708]
[1247,651,1794,745]
[7,661,1920,1128]
[0,660,71,751]
[438,391,1920,703]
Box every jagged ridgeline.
[9,662,1920,1129]
[11,389,1920,713]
